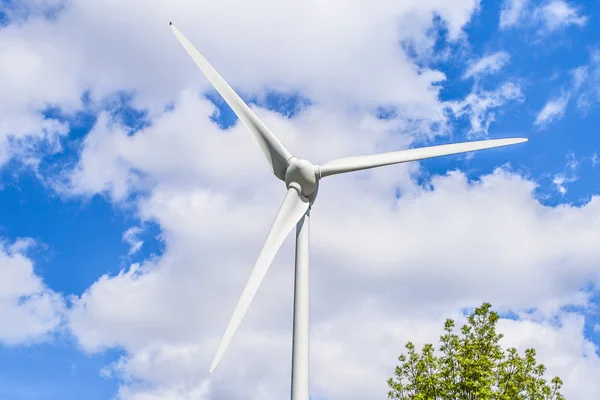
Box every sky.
[0,0,600,399]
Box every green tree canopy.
[387,303,565,400]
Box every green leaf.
[387,303,566,400]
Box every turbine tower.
[170,22,527,400]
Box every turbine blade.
[210,187,310,372]
[170,23,293,181]
[318,138,528,178]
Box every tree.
[387,303,565,400]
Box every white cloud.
[534,92,570,127]
[3,0,600,399]
[499,311,600,399]
[0,238,65,344]
[123,227,144,256]
[573,51,600,111]
[0,0,484,170]
[552,175,569,195]
[552,152,578,195]
[463,51,511,79]
[499,0,528,28]
[111,370,211,400]
[63,91,600,398]
[535,0,588,32]
[449,81,523,136]
[0,20,80,166]
[534,53,599,128]
[0,0,67,21]
[499,0,587,33]
[571,65,589,91]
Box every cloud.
[463,51,511,79]
[123,227,144,256]
[449,81,524,136]
[60,90,600,399]
[66,145,600,399]
[499,0,588,32]
[571,65,588,91]
[573,51,600,112]
[552,152,579,195]
[116,382,211,400]
[0,238,65,344]
[534,92,570,127]
[0,17,80,167]
[0,0,67,20]
[0,0,484,171]
[499,0,528,28]
[534,0,588,32]
[3,1,600,399]
[533,52,600,128]
[498,311,600,399]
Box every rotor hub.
[285,157,319,200]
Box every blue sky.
[1,0,600,399]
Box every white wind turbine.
[170,22,527,400]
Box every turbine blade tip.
[504,137,527,144]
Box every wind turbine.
[169,22,527,400]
